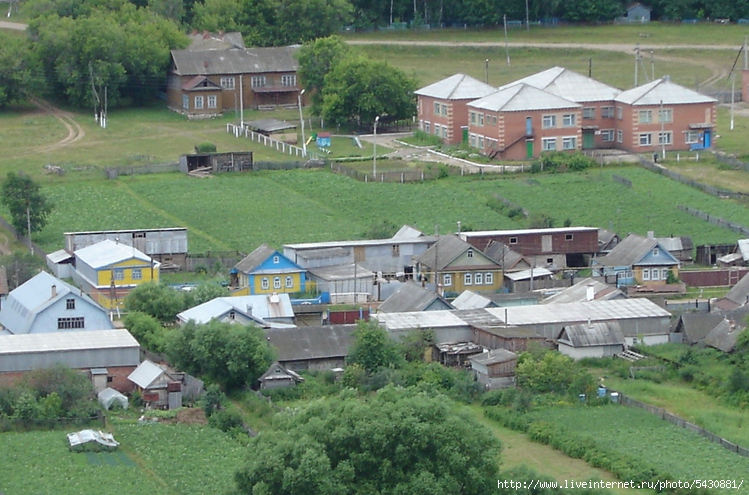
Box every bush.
[195,142,217,153]
[208,409,243,432]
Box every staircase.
[617,349,645,362]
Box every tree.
[346,319,402,373]
[321,55,417,127]
[296,36,353,115]
[167,320,275,390]
[234,386,501,495]
[123,311,170,353]
[0,173,53,237]
[125,282,186,323]
[0,33,42,108]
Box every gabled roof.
[177,294,295,325]
[469,348,517,366]
[414,73,497,100]
[181,75,221,91]
[675,313,725,345]
[482,241,528,271]
[704,319,743,353]
[0,271,107,335]
[500,66,621,102]
[378,282,453,313]
[258,361,304,383]
[128,360,177,389]
[414,235,499,271]
[451,290,496,310]
[718,272,749,309]
[615,78,717,106]
[469,83,580,112]
[542,278,624,304]
[187,31,245,51]
[308,263,374,281]
[171,45,299,77]
[234,244,302,275]
[75,239,156,269]
[392,224,426,240]
[264,325,355,362]
[627,2,652,11]
[594,233,679,267]
[558,322,625,347]
[656,235,693,252]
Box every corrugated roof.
[656,236,693,252]
[414,73,497,100]
[469,348,517,365]
[392,225,426,240]
[485,298,670,325]
[234,244,276,274]
[461,226,597,238]
[676,313,724,344]
[75,239,155,269]
[615,78,717,105]
[284,231,436,250]
[482,241,527,271]
[738,239,749,261]
[558,322,625,347]
[171,45,299,76]
[704,319,743,353]
[504,267,553,281]
[500,66,621,102]
[414,234,475,270]
[378,282,452,313]
[541,278,623,304]
[595,233,677,267]
[469,84,580,112]
[128,360,170,389]
[721,272,749,307]
[177,294,294,324]
[308,263,374,281]
[264,325,355,361]
[373,310,466,331]
[0,329,138,355]
[452,290,494,310]
[246,118,297,133]
[47,249,74,264]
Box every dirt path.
[16,97,86,157]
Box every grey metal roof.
[187,31,245,51]
[264,325,355,361]
[373,310,466,331]
[284,229,435,250]
[0,329,138,355]
[656,236,693,252]
[595,233,677,267]
[378,282,452,313]
[704,319,743,353]
[541,278,623,304]
[171,46,299,76]
[47,249,74,264]
[452,290,494,310]
[296,247,350,260]
[500,66,621,102]
[308,263,374,281]
[414,234,499,271]
[738,239,749,261]
[469,84,580,112]
[721,272,749,306]
[504,267,553,282]
[177,294,295,324]
[414,73,497,100]
[676,313,724,344]
[246,118,297,133]
[485,298,670,325]
[615,78,717,106]
[75,239,156,269]
[482,241,527,271]
[128,360,172,389]
[234,244,276,274]
[461,226,597,238]
[392,225,426,240]
[558,322,625,347]
[469,348,517,366]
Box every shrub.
[195,142,217,153]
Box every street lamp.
[485,59,489,84]
[373,115,380,177]
[298,89,306,156]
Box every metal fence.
[330,162,443,183]
[615,392,749,458]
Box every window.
[562,137,577,150]
[642,268,650,281]
[509,237,518,244]
[562,114,576,127]
[273,255,280,264]
[467,249,474,258]
[616,106,623,120]
[261,277,269,290]
[639,110,653,124]
[392,245,400,257]
[653,248,660,256]
[601,106,615,118]
[464,273,473,285]
[582,107,595,120]
[281,75,296,86]
[639,133,652,146]
[66,298,75,310]
[469,112,477,125]
[565,234,573,241]
[273,277,281,289]
[478,113,484,126]
[474,273,483,285]
[285,276,294,288]
[207,95,217,109]
[424,122,430,133]
[542,115,556,129]
[434,102,441,115]
[58,317,84,329]
[658,132,672,145]
[443,274,452,286]
[229,310,235,320]
[220,77,235,89]
[601,129,615,142]
[685,131,700,144]
[435,125,441,136]
[251,76,266,88]
[490,115,498,125]
[477,136,484,148]
[469,134,477,147]
[547,258,554,264]
[441,104,448,116]
[113,269,124,281]
[652,268,660,280]
[542,137,557,151]
[659,108,672,123]
[194,96,204,109]
[617,130,624,143]
[182,94,188,109]
[485,272,493,285]
[132,268,142,280]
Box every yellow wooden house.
[230,244,307,296]
[74,239,160,309]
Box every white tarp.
[98,387,128,410]
[67,430,119,450]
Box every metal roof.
[284,227,435,250]
[378,282,452,313]
[704,320,743,353]
[414,234,480,270]
[500,66,621,102]
[264,325,355,361]
[246,118,297,133]
[171,45,299,76]
[47,249,74,264]
[615,78,717,106]
[177,294,294,324]
[541,278,623,304]
[504,267,553,281]
[461,226,597,238]
[128,360,171,389]
[452,290,494,310]
[558,322,625,347]
[187,31,245,51]
[234,244,277,274]
[308,263,374,281]
[721,272,749,306]
[414,73,497,100]
[373,310,466,331]
[676,313,724,344]
[0,329,138,355]
[485,298,670,325]
[469,84,580,112]
[656,236,693,252]
[482,241,527,270]
[75,239,156,269]
[595,233,678,267]
[738,239,749,261]
[469,348,517,366]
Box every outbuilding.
[469,348,518,389]
[557,322,625,360]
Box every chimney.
[586,283,595,301]
[51,285,57,298]
[647,231,654,239]
[246,304,253,316]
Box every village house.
[264,324,355,371]
[177,293,295,328]
[166,45,300,118]
[415,73,497,145]
[231,244,307,296]
[592,233,680,288]
[378,281,453,313]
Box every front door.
[703,130,711,148]
[526,140,533,158]
[582,130,595,149]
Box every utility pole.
[503,15,510,66]
[485,59,489,84]
[650,50,654,80]
[525,0,529,31]
[634,44,640,87]
[731,74,735,131]
[26,206,32,255]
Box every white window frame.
[601,129,615,142]
[639,133,652,146]
[194,96,204,109]
[658,132,672,146]
[616,106,623,120]
[562,113,576,127]
[601,106,615,118]
[469,111,477,125]
[113,269,124,281]
[642,268,650,281]
[182,94,188,110]
[469,133,477,147]
[132,268,142,280]
[478,113,484,126]
[659,108,672,123]
[441,104,448,116]
[273,255,280,264]
[685,131,700,144]
[251,76,266,88]
[443,273,452,286]
[424,122,430,133]
[220,77,235,89]
[562,136,577,150]
[616,130,623,143]
[477,136,484,148]
[285,276,294,288]
[653,248,660,256]
[434,102,441,115]
[464,273,473,286]
[467,249,474,258]
[261,277,269,290]
[639,110,653,124]
[281,74,296,86]
[582,107,595,120]
[542,115,556,129]
[542,137,557,151]
[273,277,282,289]
[485,272,493,285]
[474,273,483,285]
[207,95,217,109]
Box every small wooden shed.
[557,322,625,360]
[258,361,304,390]
[469,348,517,389]
[626,2,651,22]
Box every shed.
[128,360,182,409]
[626,2,651,22]
[557,322,625,360]
[179,151,253,174]
[434,341,484,367]
[264,324,355,371]
[316,132,331,147]
[245,118,297,143]
[671,313,725,345]
[98,387,128,410]
[258,361,304,389]
[469,348,517,389]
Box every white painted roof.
[615,78,716,106]
[504,267,553,281]
[177,294,294,324]
[372,310,467,331]
[0,329,138,355]
[461,226,597,237]
[47,249,73,264]
[452,290,493,310]
[128,359,167,389]
[75,239,158,269]
[738,239,749,261]
[469,84,580,112]
[485,298,670,325]
[414,73,497,100]
[500,66,621,102]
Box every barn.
[469,348,518,389]
[557,322,625,360]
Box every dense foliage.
[124,281,227,324]
[234,386,501,495]
[0,172,53,236]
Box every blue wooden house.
[231,244,307,295]
[626,2,651,22]
[592,233,680,287]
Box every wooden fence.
[677,205,749,236]
[637,155,749,201]
[105,162,180,178]
[615,392,749,458]
[330,162,442,183]
[227,123,319,160]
